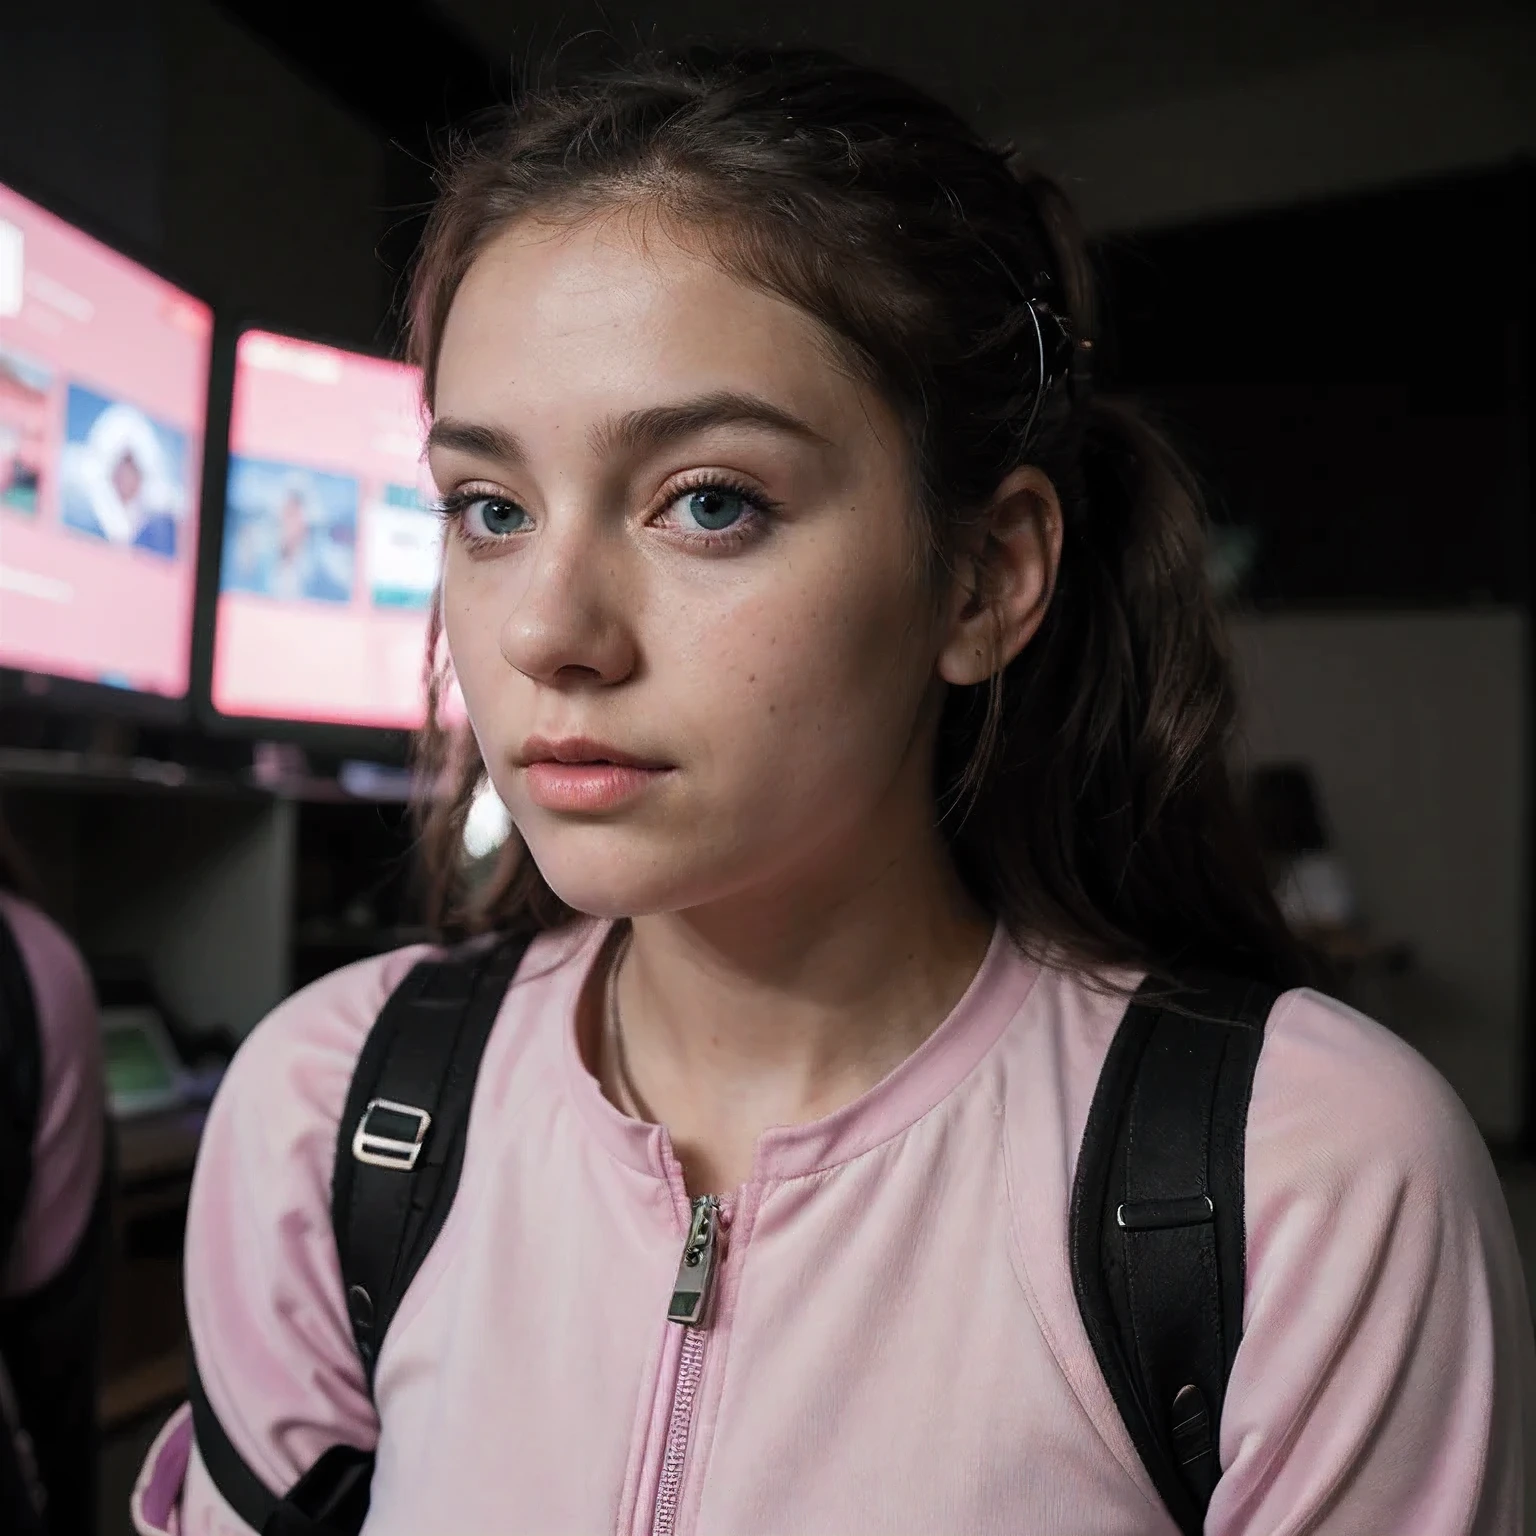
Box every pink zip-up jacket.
[134,920,1534,1535]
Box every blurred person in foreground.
[0,818,108,1536]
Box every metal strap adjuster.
[352,1098,433,1171]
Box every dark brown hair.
[408,46,1305,988]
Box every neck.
[596,822,993,1195]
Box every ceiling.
[213,0,1529,264]
[431,0,1523,134]
[215,0,1525,158]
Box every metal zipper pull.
[667,1195,722,1326]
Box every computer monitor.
[207,328,443,739]
[100,1004,188,1119]
[0,180,213,717]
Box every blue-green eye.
[462,496,528,538]
[678,487,748,532]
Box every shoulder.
[199,943,439,1174]
[180,925,603,1502]
[1000,962,1496,1206]
[177,948,448,1504]
[1024,971,1533,1525]
[1248,986,1500,1220]
[195,925,597,1191]
[1212,995,1533,1526]
[225,943,441,1086]
[999,963,1517,1320]
[180,945,442,1490]
[1240,984,1519,1347]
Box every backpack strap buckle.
[351,1099,432,1171]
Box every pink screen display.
[0,182,212,699]
[211,330,445,730]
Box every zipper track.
[650,1326,708,1536]
[647,1192,730,1536]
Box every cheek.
[440,557,517,746]
[678,540,935,791]
[441,577,486,696]
[441,540,511,668]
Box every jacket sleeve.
[1209,989,1534,1535]
[131,947,435,1536]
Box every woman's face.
[279,492,308,558]
[431,214,956,920]
[111,450,143,507]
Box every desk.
[102,1107,205,1429]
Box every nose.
[496,512,637,688]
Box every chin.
[519,825,737,921]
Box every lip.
[519,735,671,770]
[519,735,673,813]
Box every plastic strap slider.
[352,1099,432,1171]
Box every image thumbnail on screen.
[221,455,359,605]
[59,384,190,559]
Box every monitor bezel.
[0,161,217,725]
[191,318,430,766]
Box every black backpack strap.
[189,1360,374,1536]
[330,933,532,1384]
[0,908,42,1272]
[1069,973,1277,1536]
[191,932,531,1535]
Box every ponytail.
[946,393,1305,987]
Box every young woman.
[134,46,1531,1536]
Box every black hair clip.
[1022,295,1076,444]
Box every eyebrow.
[426,390,828,469]
[425,417,525,464]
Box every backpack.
[190,935,1275,1536]
[0,907,47,1536]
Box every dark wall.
[0,0,392,348]
[0,0,166,249]
[1098,164,1534,608]
[161,0,389,347]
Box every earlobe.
[936,466,1062,687]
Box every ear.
[936,465,1063,687]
